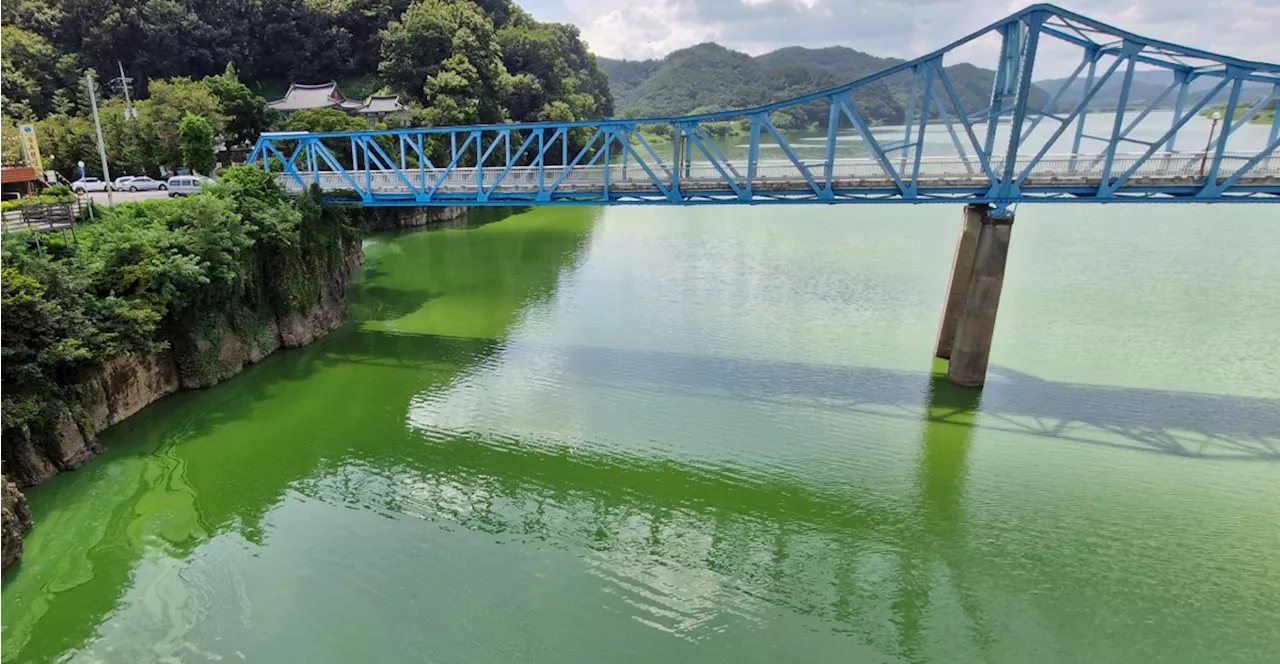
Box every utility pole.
[114,62,138,120]
[86,72,114,207]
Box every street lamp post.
[1198,111,1222,179]
[77,160,94,221]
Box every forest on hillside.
[598,44,1051,127]
[1,0,612,178]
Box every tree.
[137,78,225,170]
[379,0,510,123]
[0,27,81,119]
[36,113,99,178]
[283,109,370,134]
[504,73,545,123]
[178,114,216,175]
[2,117,26,165]
[202,63,279,147]
[1,0,66,37]
[422,54,487,126]
[283,110,371,169]
[499,22,612,119]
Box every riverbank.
[0,173,474,571]
[4,202,1277,662]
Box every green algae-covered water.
[3,202,1279,663]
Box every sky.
[519,0,1280,77]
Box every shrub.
[0,166,363,457]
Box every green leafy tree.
[0,27,81,119]
[379,0,510,123]
[2,263,101,432]
[422,54,486,126]
[137,78,225,170]
[202,63,279,147]
[2,117,27,165]
[36,113,99,178]
[1,0,67,37]
[283,109,370,134]
[504,72,545,123]
[283,110,371,169]
[499,22,612,119]
[178,113,217,175]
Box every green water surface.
[3,203,1278,663]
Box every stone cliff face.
[1,239,365,570]
[5,353,183,487]
[278,239,365,347]
[366,206,469,231]
[2,476,33,570]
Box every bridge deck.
[276,151,1280,204]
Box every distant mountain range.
[597,44,1051,127]
[1033,69,1273,111]
[598,44,1271,125]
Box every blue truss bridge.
[247,3,1280,389]
[248,4,1280,210]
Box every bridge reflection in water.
[302,331,1276,659]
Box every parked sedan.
[120,176,167,192]
[70,177,110,193]
[112,176,137,190]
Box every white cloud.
[527,0,1280,77]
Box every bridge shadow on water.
[332,329,1279,461]
[307,327,1280,658]
[576,344,1279,461]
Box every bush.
[1,166,363,455]
[0,193,75,211]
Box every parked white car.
[70,177,109,193]
[112,176,137,190]
[166,175,213,197]
[120,176,167,192]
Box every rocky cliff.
[366,206,469,231]
[1,238,365,570]
[2,476,33,569]
[4,352,180,487]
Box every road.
[82,190,172,206]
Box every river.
[4,121,1280,662]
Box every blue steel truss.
[248,3,1280,210]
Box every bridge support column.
[946,209,1014,388]
[934,204,986,359]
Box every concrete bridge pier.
[934,204,1014,387]
[934,205,986,360]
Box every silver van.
[166,175,213,197]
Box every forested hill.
[599,44,1051,125]
[0,0,609,120]
[597,44,900,124]
[0,0,611,124]
[2,0,615,179]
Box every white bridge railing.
[274,151,1280,197]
